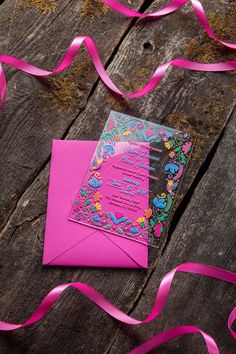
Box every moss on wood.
[41,51,95,111]
[122,67,151,92]
[81,0,109,19]
[106,95,130,110]
[18,0,57,14]
[185,5,236,62]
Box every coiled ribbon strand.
[1,36,236,111]
[0,263,235,353]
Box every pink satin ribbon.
[0,262,235,353]
[0,3,235,353]
[103,0,236,50]
[1,36,236,111]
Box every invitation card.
[69,111,193,247]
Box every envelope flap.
[45,229,147,268]
[54,140,93,165]
[103,234,148,268]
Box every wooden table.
[0,0,235,353]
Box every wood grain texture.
[0,0,235,353]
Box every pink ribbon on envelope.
[0,262,235,353]
[1,36,236,111]
[103,0,236,50]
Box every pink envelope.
[42,140,148,268]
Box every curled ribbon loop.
[0,262,235,354]
[102,0,236,50]
[0,36,236,111]
[128,326,220,354]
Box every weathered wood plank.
[0,0,146,230]
[0,1,236,354]
[64,0,236,256]
[108,106,236,354]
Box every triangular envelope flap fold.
[48,231,146,268]
[55,140,95,164]
[52,139,96,174]
[104,234,148,268]
[43,140,97,263]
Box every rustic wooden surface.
[0,0,235,353]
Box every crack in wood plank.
[6,212,45,244]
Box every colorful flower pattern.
[71,112,192,247]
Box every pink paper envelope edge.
[42,140,148,268]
